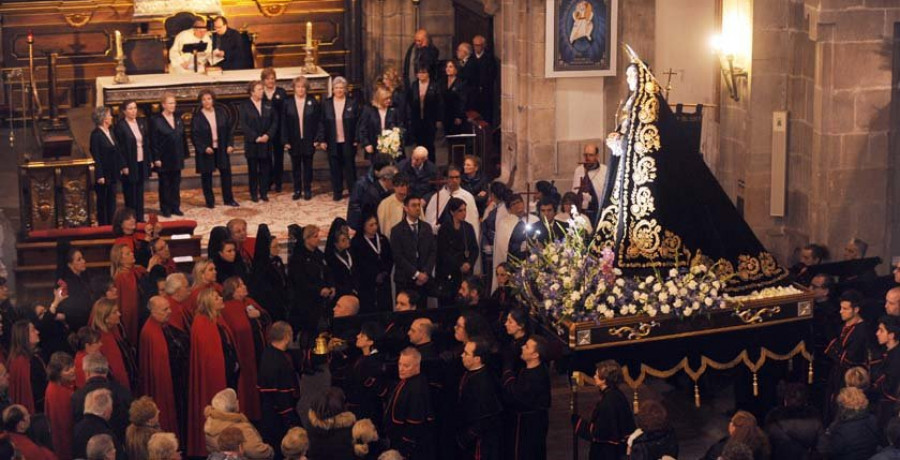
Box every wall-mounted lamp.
[710,34,748,101]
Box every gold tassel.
[694,383,700,407]
[752,372,758,397]
[808,360,814,385]
[633,389,640,414]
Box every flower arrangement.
[377,128,403,158]
[511,208,730,324]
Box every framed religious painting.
[545,0,618,77]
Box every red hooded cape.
[98,329,132,390]
[114,233,146,251]
[7,432,57,460]
[139,319,178,433]
[187,313,233,457]
[114,265,147,342]
[44,381,74,460]
[74,351,87,389]
[187,282,223,318]
[165,294,191,332]
[221,298,265,421]
[241,237,257,263]
[7,354,34,413]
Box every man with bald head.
[397,146,437,200]
[139,296,189,437]
[886,287,900,317]
[471,34,497,123]
[403,28,439,87]
[571,143,608,223]
[385,347,435,459]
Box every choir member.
[0,363,9,414]
[222,276,271,422]
[149,92,186,217]
[7,320,46,414]
[391,195,436,310]
[461,156,488,216]
[288,224,335,340]
[502,308,531,375]
[2,404,58,460]
[32,286,71,360]
[351,214,394,313]
[572,360,636,460]
[70,327,102,389]
[502,336,551,460]
[249,225,289,323]
[112,208,153,267]
[442,60,468,136]
[326,218,359,299]
[435,198,479,305]
[407,66,442,162]
[188,259,223,314]
[90,299,136,392]
[139,297,188,436]
[89,106,121,225]
[873,315,900,430]
[281,75,323,201]
[321,76,360,201]
[110,243,147,344]
[397,147,438,205]
[114,100,149,222]
[346,322,389,425]
[825,290,870,422]
[211,16,250,70]
[187,288,238,457]
[257,321,300,450]
[358,85,403,160]
[147,238,177,287]
[227,218,256,265]
[71,352,133,443]
[377,174,410,239]
[457,340,503,460]
[45,352,76,460]
[240,80,277,202]
[162,273,192,333]
[384,347,435,459]
[261,68,289,192]
[192,88,238,208]
[209,228,248,285]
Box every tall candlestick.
[114,30,124,59]
[306,21,313,45]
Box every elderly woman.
[221,276,271,422]
[321,76,360,201]
[192,88,238,209]
[203,388,275,459]
[818,387,880,460]
[357,85,403,159]
[111,243,147,343]
[90,298,136,391]
[281,75,323,201]
[261,68,289,192]
[281,427,310,460]
[69,326,102,389]
[89,106,121,225]
[114,99,150,221]
[461,154,488,215]
[150,91,186,217]
[239,80,277,202]
[147,432,180,460]
[572,360,636,460]
[187,288,239,457]
[125,396,161,460]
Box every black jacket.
[390,219,437,285]
[817,411,880,460]
[149,113,186,171]
[764,406,823,460]
[442,77,468,131]
[629,428,678,460]
[357,104,403,153]
[73,414,122,460]
[403,43,440,86]
[239,98,277,159]
[212,28,249,70]
[436,220,478,289]
[281,94,323,156]
[573,386,635,460]
[191,107,234,173]
[114,118,150,177]
[396,157,437,200]
[407,80,443,126]
[326,249,358,298]
[58,266,93,333]
[322,96,360,152]
[71,376,133,442]
[347,174,391,231]
[90,128,122,183]
[307,411,359,460]
[288,245,333,331]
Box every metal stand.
[303,41,318,74]
[114,56,130,84]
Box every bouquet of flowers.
[377,128,403,159]
[511,208,730,324]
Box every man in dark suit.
[391,194,436,310]
[407,66,443,163]
[535,196,568,244]
[347,155,395,231]
[211,16,249,70]
[403,28,440,87]
[471,35,497,124]
[281,76,323,200]
[73,389,124,460]
[72,353,133,443]
[397,146,437,202]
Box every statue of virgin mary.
[595,45,789,294]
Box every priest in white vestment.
[492,193,538,291]
[378,175,410,239]
[169,18,214,74]
[424,166,480,242]
[571,143,607,222]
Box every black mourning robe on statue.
[257,345,300,449]
[457,366,503,460]
[573,386,636,460]
[385,373,435,460]
[502,364,551,460]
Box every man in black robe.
[502,336,551,460]
[457,340,503,460]
[403,29,439,87]
[824,290,871,422]
[873,315,900,431]
[257,321,300,450]
[572,360,636,460]
[471,35,497,124]
[211,16,249,70]
[346,322,389,427]
[385,347,435,459]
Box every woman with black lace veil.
[208,226,248,285]
[55,239,94,334]
[288,224,335,345]
[350,213,393,314]
[325,218,359,300]
[249,224,290,323]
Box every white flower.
[653,283,663,293]
[529,254,538,262]
[638,282,647,290]
[544,299,553,309]
[613,268,623,276]
[616,278,625,287]
[551,255,559,264]
[604,309,615,319]
[639,293,649,303]
[692,301,701,310]
[688,280,698,290]
[645,276,655,284]
[612,287,622,296]
[627,304,638,315]
[619,307,629,316]
[712,280,722,289]
[606,296,616,305]
[673,298,683,308]
[679,288,688,297]
[669,268,679,278]
[658,292,669,302]
[660,304,671,314]
[683,308,694,317]
[550,283,560,292]
[704,297,714,306]
[632,291,641,300]
[646,308,658,317]
[569,291,582,302]
[710,288,719,297]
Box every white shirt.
[126,119,144,162]
[201,109,218,148]
[169,29,212,74]
[333,98,346,143]
[378,194,406,239]
[295,96,307,138]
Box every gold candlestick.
[114,56,129,84]
[303,40,318,74]
[114,30,124,59]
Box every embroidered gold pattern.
[760,252,779,277]
[738,255,761,281]
[629,187,655,219]
[639,97,659,124]
[635,125,661,155]
[633,156,657,185]
[626,219,662,260]
[659,231,685,260]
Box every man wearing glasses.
[169,17,213,74]
[424,165,480,243]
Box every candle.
[27,29,33,44]
[114,30,123,59]
[306,21,312,45]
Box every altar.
[95,66,332,107]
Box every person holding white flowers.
[357,85,403,161]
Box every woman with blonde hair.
[281,426,310,460]
[111,242,147,343]
[126,396,162,460]
[187,287,238,457]
[90,298,136,390]
[357,84,403,159]
[818,387,879,459]
[187,259,222,316]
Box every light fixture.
[710,34,748,101]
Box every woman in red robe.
[221,277,271,421]
[111,243,147,342]
[111,207,156,266]
[44,352,76,460]
[6,320,45,414]
[90,298,136,391]
[187,287,239,457]
[68,327,102,389]
[187,260,222,317]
